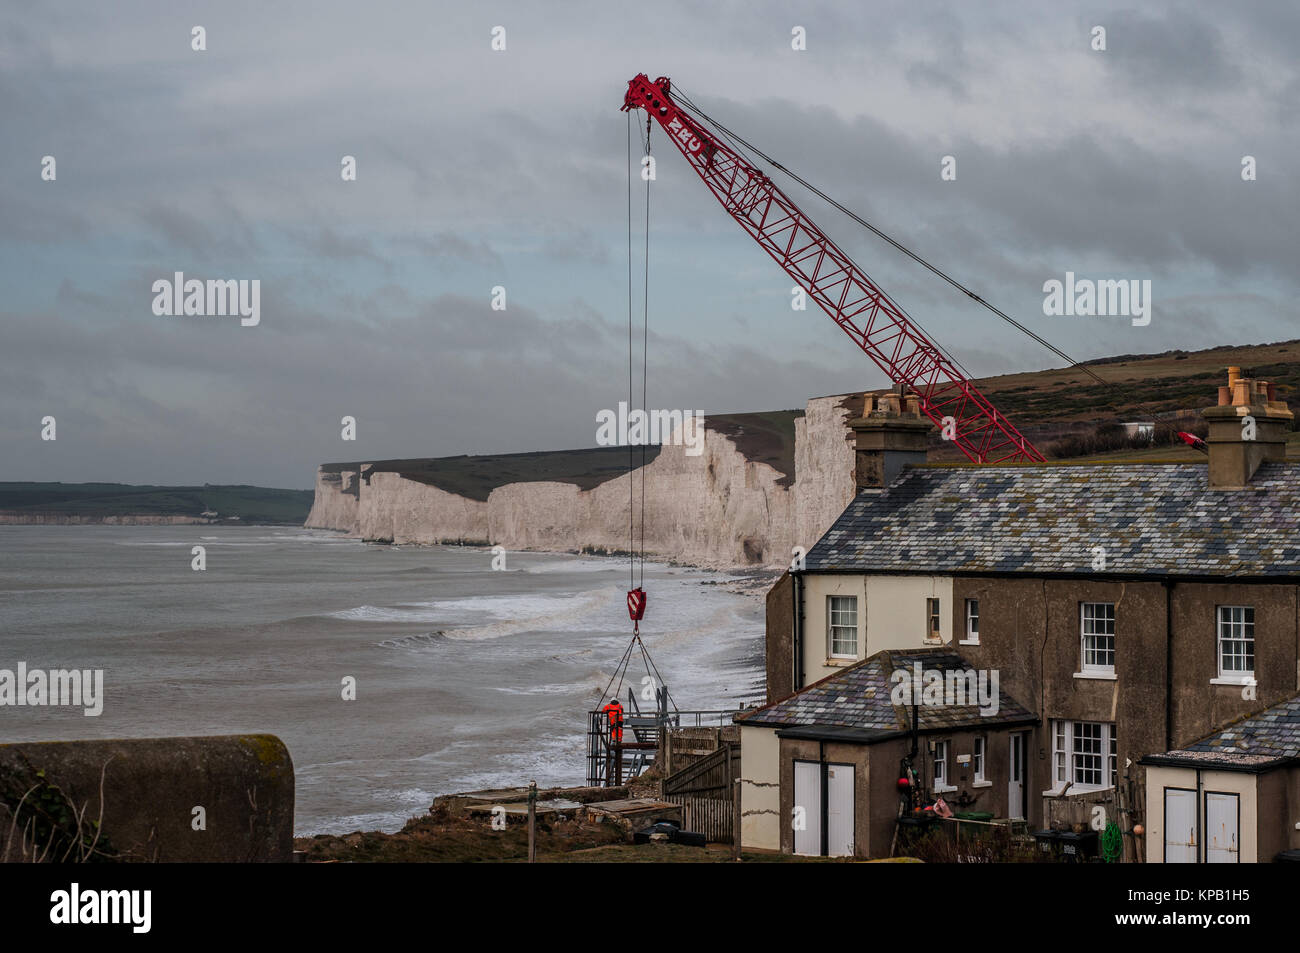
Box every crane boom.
[622,74,1044,463]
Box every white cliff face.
[305,469,360,533]
[480,424,795,568]
[303,395,862,569]
[358,470,490,544]
[793,395,859,553]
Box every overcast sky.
[3,1,1297,488]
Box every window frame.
[827,595,858,659]
[926,597,941,643]
[1049,720,1117,794]
[1079,602,1116,676]
[972,736,986,783]
[963,598,980,644]
[933,739,951,791]
[1216,605,1255,681]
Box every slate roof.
[803,462,1300,578]
[735,647,1036,737]
[1143,693,1300,771]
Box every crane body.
[622,73,1044,464]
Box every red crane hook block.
[627,588,647,621]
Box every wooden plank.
[663,742,739,796]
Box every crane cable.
[594,619,679,725]
[601,114,677,717]
[626,111,635,591]
[626,113,654,589]
[639,117,651,589]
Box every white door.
[1008,733,1025,819]
[793,761,821,856]
[1205,792,1239,863]
[826,763,855,857]
[1164,788,1197,863]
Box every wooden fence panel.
[663,794,733,844]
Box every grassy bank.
[0,482,314,524]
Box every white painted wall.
[800,573,954,685]
[739,725,781,852]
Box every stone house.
[737,647,1036,857]
[744,368,1300,860]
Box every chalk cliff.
[305,397,864,569]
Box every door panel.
[793,760,821,856]
[826,763,855,857]
[1164,788,1197,863]
[1205,792,1239,864]
[1008,733,1025,819]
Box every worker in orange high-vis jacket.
[602,698,624,746]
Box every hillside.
[979,339,1300,421]
[958,338,1300,461]
[0,483,314,525]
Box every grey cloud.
[2,0,1297,488]
[1098,11,1242,91]
[137,202,264,260]
[288,226,389,269]
[397,232,504,270]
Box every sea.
[0,525,767,835]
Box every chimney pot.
[848,391,933,490]
[1203,368,1293,488]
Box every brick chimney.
[848,388,933,491]
[1202,366,1293,489]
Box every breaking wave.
[326,590,612,637]
[377,631,447,649]
[440,591,610,641]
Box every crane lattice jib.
[622,74,1044,464]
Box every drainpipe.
[794,572,805,692]
[1195,769,1203,864]
[909,699,919,760]
[820,740,829,857]
[1164,581,1174,751]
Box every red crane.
[622,74,1045,464]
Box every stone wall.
[0,734,295,863]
